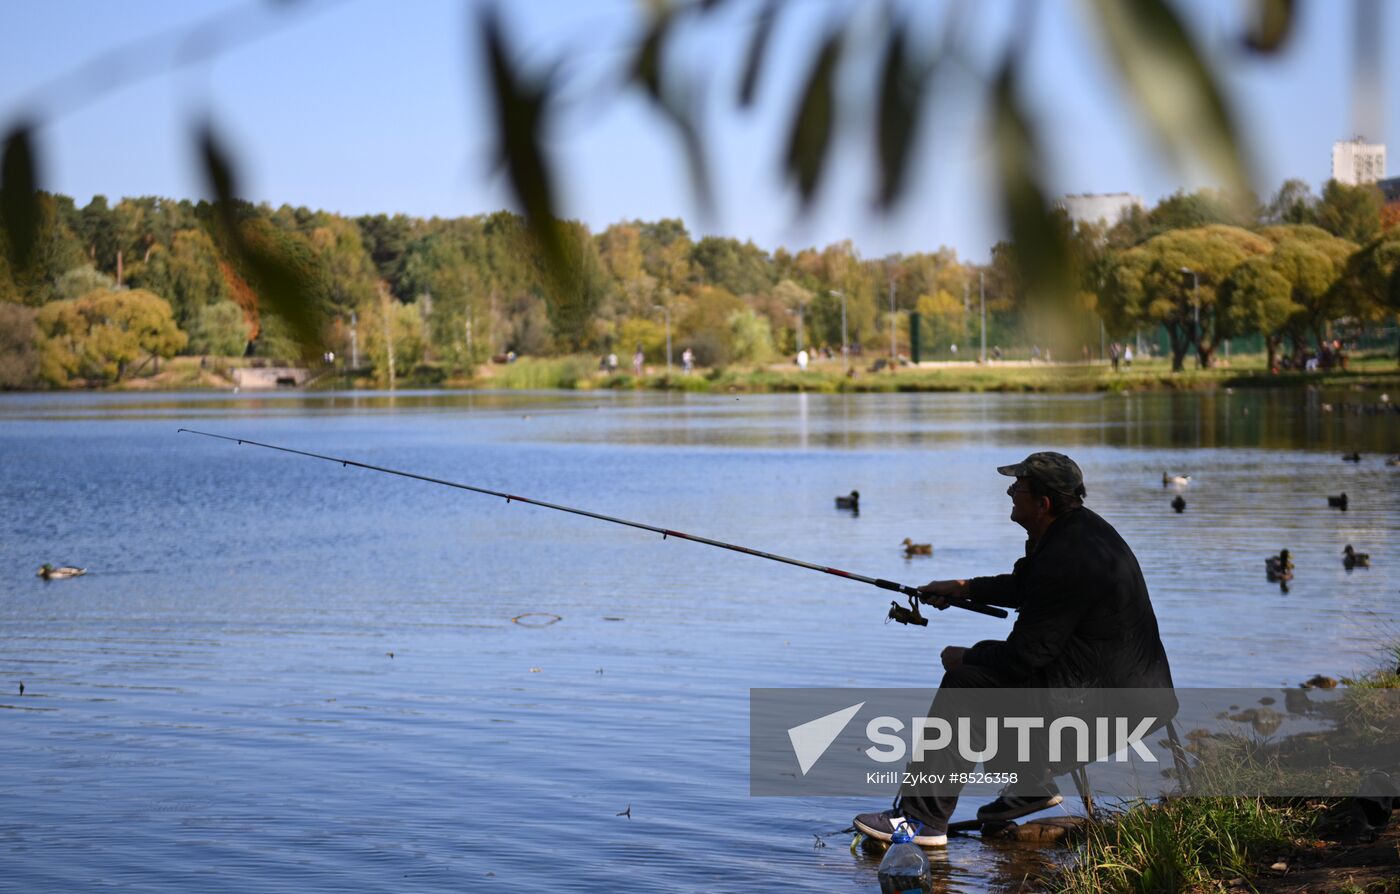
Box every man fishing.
[853,451,1175,847]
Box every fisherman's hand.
[941,646,967,672]
[917,579,970,610]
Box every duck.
[1265,550,1294,583]
[834,490,860,511]
[1170,495,1186,513]
[1342,451,1361,462]
[1343,545,1370,569]
[1326,493,1348,510]
[901,537,932,557]
[1163,473,1191,489]
[1386,457,1400,467]
[37,563,86,580]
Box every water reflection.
[0,388,1396,893]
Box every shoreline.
[15,353,1400,396]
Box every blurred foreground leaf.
[738,0,779,108]
[1,125,40,270]
[477,6,569,293]
[1242,0,1294,53]
[875,17,930,210]
[198,123,323,360]
[1088,0,1248,193]
[629,8,714,218]
[992,62,1072,304]
[784,28,842,207]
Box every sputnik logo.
[787,702,865,775]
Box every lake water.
[2,387,1397,892]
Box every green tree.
[1103,225,1271,371]
[915,288,966,353]
[77,195,118,268]
[1262,179,1317,226]
[1314,180,1383,245]
[55,265,116,301]
[768,278,814,352]
[311,218,379,314]
[692,236,774,296]
[148,228,232,330]
[35,288,187,385]
[1258,226,1355,352]
[616,316,666,364]
[356,213,418,279]
[536,220,608,352]
[1145,189,1254,239]
[727,307,774,364]
[187,299,251,356]
[679,285,743,367]
[1219,256,1295,371]
[3,193,86,306]
[0,301,40,388]
[1332,228,1400,362]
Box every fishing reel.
[887,596,928,626]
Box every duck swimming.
[1265,550,1294,583]
[1163,473,1191,489]
[1342,451,1361,462]
[901,538,932,557]
[37,563,86,580]
[1326,493,1348,510]
[834,490,859,511]
[1343,545,1369,569]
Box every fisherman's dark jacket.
[963,506,1174,691]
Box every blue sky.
[2,0,1394,264]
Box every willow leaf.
[992,62,1073,305]
[1243,0,1294,53]
[784,29,842,207]
[1087,0,1248,192]
[477,6,567,291]
[198,123,323,360]
[738,0,779,108]
[875,17,928,210]
[628,9,714,218]
[1,125,40,271]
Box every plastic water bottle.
[877,825,932,894]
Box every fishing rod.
[176,428,1008,623]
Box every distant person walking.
[1123,344,1133,368]
[796,348,809,371]
[1110,342,1120,372]
[632,345,645,376]
[682,347,694,374]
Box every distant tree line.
[0,178,1396,388]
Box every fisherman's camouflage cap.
[997,451,1086,497]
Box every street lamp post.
[791,304,805,354]
[979,271,987,364]
[653,304,672,374]
[888,279,897,364]
[830,289,847,373]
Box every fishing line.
[176,428,1007,621]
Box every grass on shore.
[1056,796,1314,894]
[1054,646,1400,894]
[469,351,1400,394]
[84,348,1400,393]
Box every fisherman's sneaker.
[852,799,948,847]
[975,789,1064,823]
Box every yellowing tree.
[915,288,966,353]
[36,288,187,386]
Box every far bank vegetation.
[1,180,1398,390]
